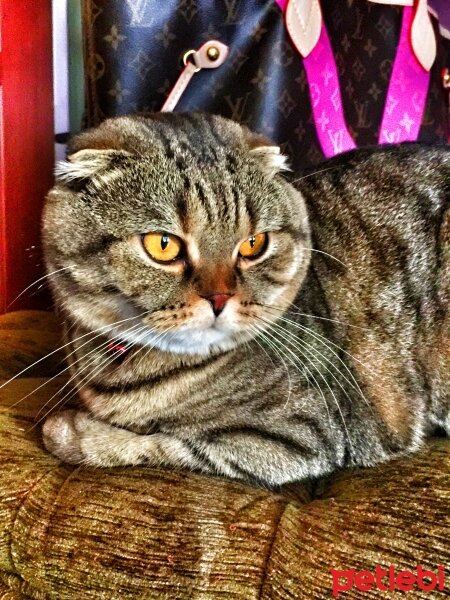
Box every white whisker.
[6,315,152,411]
[290,165,339,185]
[0,312,149,391]
[32,321,149,424]
[256,318,350,446]
[262,303,370,331]
[271,312,377,380]
[33,323,180,431]
[262,318,359,416]
[6,266,72,309]
[252,321,333,428]
[304,248,348,268]
[249,324,293,410]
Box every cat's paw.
[42,409,151,467]
[42,409,93,465]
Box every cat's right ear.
[54,149,131,190]
[249,145,290,177]
[244,131,290,177]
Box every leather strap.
[277,0,356,157]
[161,40,229,112]
[302,23,357,157]
[161,62,199,112]
[285,0,322,58]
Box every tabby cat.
[41,113,449,488]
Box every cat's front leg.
[42,410,206,470]
[42,411,337,486]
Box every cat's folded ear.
[245,132,291,177]
[54,121,134,189]
[55,148,132,190]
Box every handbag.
[82,0,449,171]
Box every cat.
[41,112,449,488]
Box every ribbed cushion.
[0,311,448,599]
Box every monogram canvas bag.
[82,0,449,171]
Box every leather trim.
[369,0,436,70]
[285,0,322,58]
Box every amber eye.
[142,232,183,262]
[238,233,268,259]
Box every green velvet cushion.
[0,311,448,599]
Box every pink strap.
[277,1,356,157]
[302,23,357,157]
[378,6,430,144]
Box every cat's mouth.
[140,306,254,355]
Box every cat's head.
[43,113,311,355]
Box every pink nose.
[203,293,232,317]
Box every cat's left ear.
[246,133,290,177]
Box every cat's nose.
[202,293,232,317]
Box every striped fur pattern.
[42,113,450,488]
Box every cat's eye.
[141,232,183,262]
[238,233,268,259]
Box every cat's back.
[296,144,449,292]
[295,144,449,430]
[297,144,449,234]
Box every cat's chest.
[76,341,288,428]
[77,346,241,423]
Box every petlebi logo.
[331,565,446,597]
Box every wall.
[53,0,84,161]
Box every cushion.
[0,311,448,599]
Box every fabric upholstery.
[0,311,448,599]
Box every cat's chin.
[120,324,250,356]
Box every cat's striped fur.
[42,113,449,488]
